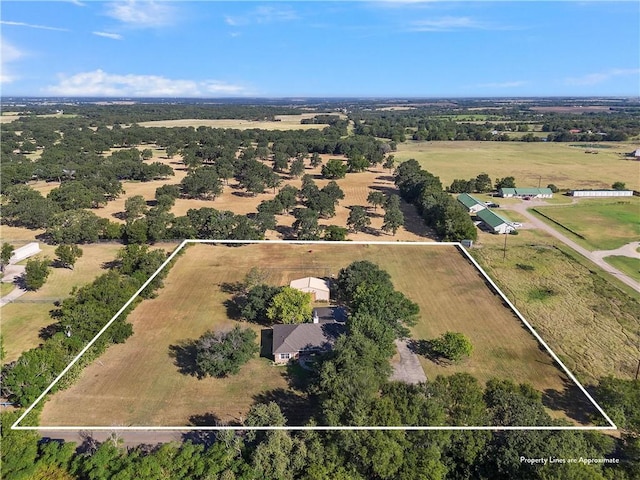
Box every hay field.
[137,113,342,130]
[39,243,578,427]
[533,198,640,251]
[395,141,639,191]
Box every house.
[499,187,553,199]
[289,277,330,301]
[569,190,634,198]
[9,242,41,264]
[272,322,345,364]
[476,209,515,234]
[457,193,487,214]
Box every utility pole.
[538,175,542,188]
[503,231,508,260]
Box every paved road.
[0,265,26,307]
[390,339,427,384]
[508,200,639,292]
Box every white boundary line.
[13,240,617,431]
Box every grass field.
[471,228,640,385]
[604,256,640,282]
[137,113,344,130]
[532,198,640,251]
[395,141,640,191]
[38,242,585,427]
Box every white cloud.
[45,70,250,97]
[225,6,299,27]
[409,16,509,32]
[93,31,123,40]
[565,68,640,86]
[0,37,24,84]
[0,20,69,32]
[105,1,176,28]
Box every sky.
[0,0,638,98]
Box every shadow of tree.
[260,329,273,358]
[168,341,199,376]
[39,323,60,341]
[542,379,601,426]
[407,339,448,366]
[253,388,317,427]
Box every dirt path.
[389,339,427,384]
[506,200,639,292]
[36,429,187,447]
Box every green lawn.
[533,198,640,251]
[604,256,640,283]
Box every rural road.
[0,265,26,307]
[390,339,427,384]
[507,200,639,292]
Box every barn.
[457,193,487,214]
[476,209,516,234]
[569,190,634,198]
[289,277,330,301]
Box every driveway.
[0,265,26,307]
[507,200,639,292]
[390,339,427,384]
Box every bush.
[194,326,258,378]
[431,331,473,362]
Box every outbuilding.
[499,187,553,198]
[457,193,487,214]
[569,190,634,198]
[289,277,330,302]
[9,242,41,264]
[476,209,515,234]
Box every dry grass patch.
[137,114,341,131]
[39,242,577,426]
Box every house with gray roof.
[457,193,487,214]
[272,322,345,364]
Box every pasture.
[532,198,640,251]
[137,113,343,130]
[471,227,640,384]
[38,242,583,427]
[395,140,640,191]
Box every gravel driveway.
[390,339,427,384]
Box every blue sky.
[1,1,638,97]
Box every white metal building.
[289,277,330,301]
[569,190,634,197]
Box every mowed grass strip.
[604,256,640,282]
[533,198,640,251]
[39,243,573,427]
[395,140,639,191]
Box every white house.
[476,209,516,235]
[9,242,41,264]
[289,277,330,302]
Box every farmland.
[37,242,588,427]
[137,113,344,130]
[395,141,640,191]
[532,198,640,251]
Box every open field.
[137,113,344,130]
[39,242,583,427]
[395,141,640,191]
[604,256,640,282]
[470,228,640,385]
[532,198,640,251]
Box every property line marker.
[13,240,616,431]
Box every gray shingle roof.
[272,323,345,355]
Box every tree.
[310,152,322,168]
[612,181,626,190]
[124,195,148,221]
[366,191,386,211]
[347,206,371,233]
[495,176,516,190]
[46,209,107,244]
[141,148,153,161]
[1,243,14,272]
[347,155,369,173]
[546,183,559,193]
[289,158,305,178]
[430,332,473,362]
[275,185,298,213]
[383,155,395,171]
[292,208,322,240]
[54,244,83,270]
[475,173,492,193]
[194,326,258,378]
[324,225,348,241]
[240,284,283,323]
[23,257,51,290]
[266,286,313,324]
[321,159,347,179]
[180,167,223,200]
[382,204,404,235]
